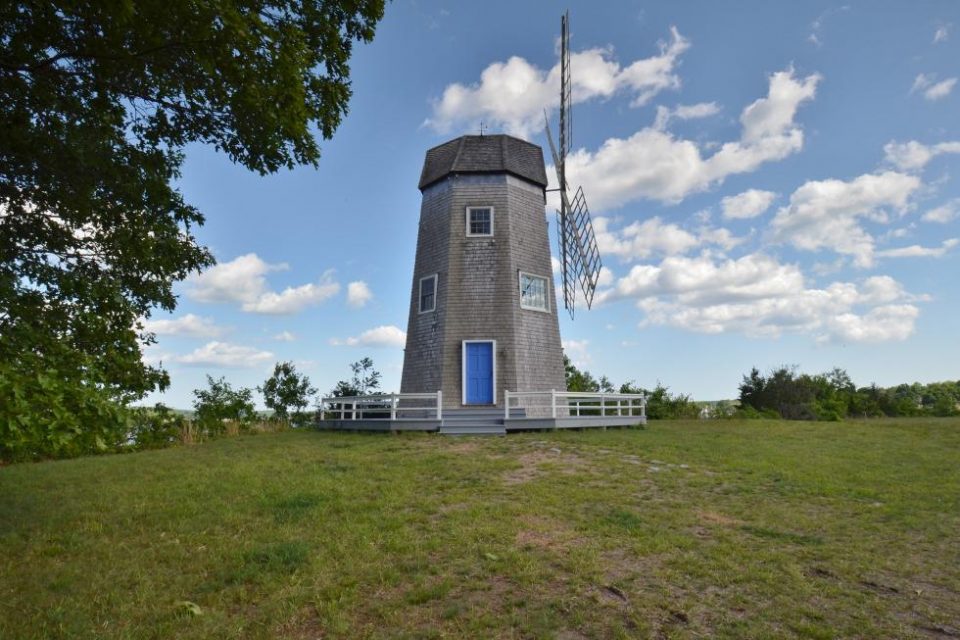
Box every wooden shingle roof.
[418,135,548,191]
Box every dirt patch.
[697,510,743,527]
[501,450,591,485]
[514,515,581,552]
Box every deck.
[317,391,647,435]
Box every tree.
[260,361,317,425]
[192,376,256,434]
[1,1,386,456]
[563,354,599,392]
[331,357,381,397]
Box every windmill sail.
[546,10,602,319]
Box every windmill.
[544,10,602,319]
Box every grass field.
[1,419,959,639]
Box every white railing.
[320,391,443,421]
[503,390,646,420]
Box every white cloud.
[827,305,919,343]
[876,238,959,258]
[934,24,950,44]
[911,73,957,101]
[143,313,223,338]
[721,189,778,219]
[347,281,373,308]
[594,216,742,263]
[187,253,339,315]
[176,341,274,368]
[922,199,960,223]
[562,69,820,208]
[653,101,720,130]
[425,28,689,137]
[243,275,339,314]
[273,331,296,342]
[561,339,591,368]
[808,5,850,47]
[331,325,406,348]
[598,252,922,343]
[883,140,960,171]
[770,171,922,267]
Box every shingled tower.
[400,134,566,409]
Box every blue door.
[465,342,494,404]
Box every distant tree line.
[738,366,960,421]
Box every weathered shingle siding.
[402,136,565,408]
[399,183,451,396]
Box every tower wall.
[401,168,566,408]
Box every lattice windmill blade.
[544,10,603,319]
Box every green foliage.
[331,357,381,397]
[192,376,256,434]
[260,361,317,425]
[563,354,600,392]
[1,0,385,457]
[0,355,129,462]
[127,403,186,450]
[619,380,699,419]
[739,366,960,420]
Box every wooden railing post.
[390,393,397,420]
[504,391,510,421]
[436,390,443,420]
[551,390,557,419]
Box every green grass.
[1,419,959,639]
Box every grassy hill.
[1,419,959,639]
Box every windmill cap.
[418,134,548,191]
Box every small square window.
[519,272,549,312]
[466,207,493,237]
[419,274,437,313]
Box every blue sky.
[144,0,960,408]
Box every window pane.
[420,276,436,312]
[520,274,547,310]
[469,208,491,235]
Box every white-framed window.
[419,274,437,313]
[466,206,494,237]
[518,271,550,312]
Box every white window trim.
[461,340,497,405]
[418,273,437,314]
[518,271,551,313]
[465,206,494,237]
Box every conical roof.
[418,134,548,191]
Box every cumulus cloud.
[346,281,373,308]
[562,69,820,208]
[598,252,922,343]
[721,189,778,219]
[911,73,957,101]
[653,101,720,130]
[876,238,959,258]
[273,331,296,342]
[143,313,223,338]
[561,339,592,368]
[425,27,689,137]
[175,341,274,368]
[883,139,960,171]
[922,199,960,223]
[187,253,339,314]
[770,171,922,267]
[594,216,740,262]
[934,24,950,44]
[331,325,406,348]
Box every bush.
[127,404,187,450]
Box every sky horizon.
[143,0,960,408]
